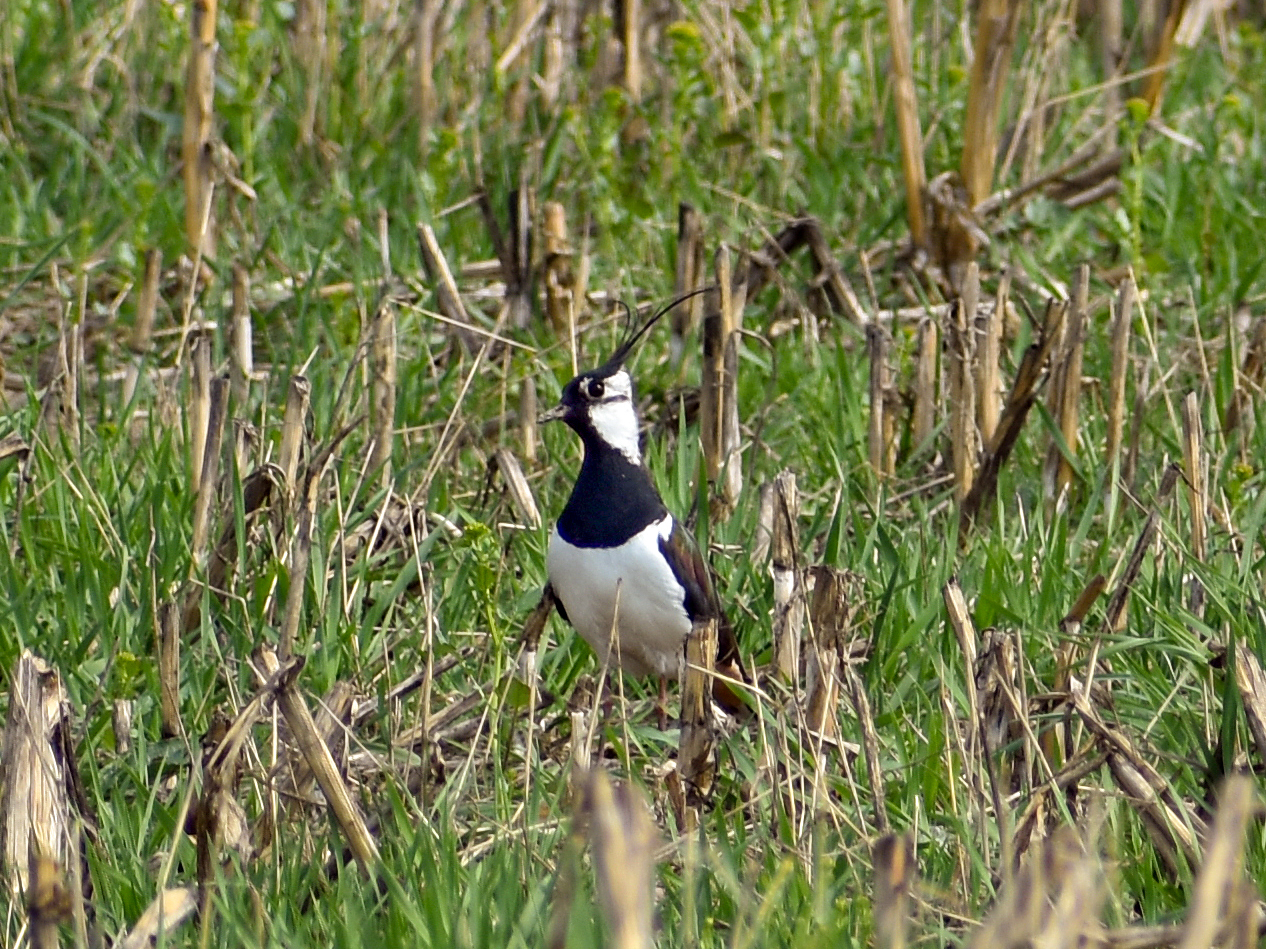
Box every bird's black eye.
[583,377,605,400]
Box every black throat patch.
[555,440,667,548]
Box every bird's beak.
[538,403,568,425]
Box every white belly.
[547,515,691,677]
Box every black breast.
[556,447,667,548]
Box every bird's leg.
[599,676,615,721]
[657,675,670,730]
[589,677,614,763]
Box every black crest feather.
[597,285,715,374]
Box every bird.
[540,293,747,718]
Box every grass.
[4,0,1266,946]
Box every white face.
[583,368,641,464]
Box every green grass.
[4,1,1266,946]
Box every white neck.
[588,397,642,464]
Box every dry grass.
[3,0,1266,946]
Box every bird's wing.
[544,580,570,624]
[660,519,749,709]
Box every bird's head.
[539,361,641,463]
[538,287,714,464]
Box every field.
[3,0,1266,946]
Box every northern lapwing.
[541,293,747,718]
